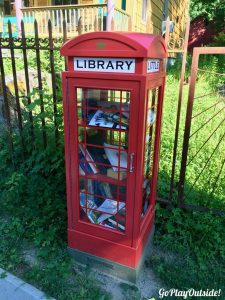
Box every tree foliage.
[190,0,225,28]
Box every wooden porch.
[21,3,130,36]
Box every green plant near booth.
[0,85,111,299]
[0,51,224,299]
[147,204,225,297]
[148,55,225,296]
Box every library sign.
[147,59,160,73]
[74,57,135,73]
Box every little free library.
[61,31,167,282]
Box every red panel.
[68,229,137,267]
[60,32,167,60]
[61,32,167,269]
[65,76,141,247]
[68,207,154,268]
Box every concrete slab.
[69,226,155,283]
[0,268,54,300]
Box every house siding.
[114,0,187,38]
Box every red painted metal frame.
[61,32,167,268]
[178,47,225,206]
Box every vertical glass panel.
[76,87,130,233]
[141,88,158,217]
[80,178,126,202]
[76,88,83,106]
[78,126,85,143]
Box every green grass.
[0,53,224,299]
[150,57,225,299]
[158,65,225,208]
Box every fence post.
[21,20,34,145]
[34,19,47,149]
[63,19,68,70]
[48,19,59,146]
[169,17,190,201]
[0,39,14,160]
[177,48,199,206]
[8,21,24,151]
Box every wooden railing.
[21,4,130,37]
[0,9,3,33]
[21,3,107,36]
[113,7,130,31]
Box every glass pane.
[88,179,118,199]
[76,88,83,106]
[84,89,130,111]
[87,110,129,130]
[79,205,126,232]
[80,178,126,201]
[76,88,130,130]
[77,87,130,232]
[84,128,128,148]
[141,88,158,217]
[77,108,84,125]
[78,126,85,143]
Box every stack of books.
[80,195,126,231]
[79,143,128,180]
[79,144,99,174]
[88,110,129,130]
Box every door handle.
[130,153,135,173]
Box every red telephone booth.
[61,32,167,281]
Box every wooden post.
[15,0,23,35]
[78,17,82,35]
[106,0,114,31]
[164,16,170,50]
[111,16,114,31]
[169,17,190,200]
[146,15,152,33]
[128,15,132,31]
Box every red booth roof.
[60,32,167,59]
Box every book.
[148,110,156,125]
[79,144,99,174]
[100,216,125,232]
[86,146,110,174]
[104,143,128,171]
[107,168,127,180]
[97,199,125,214]
[79,149,93,174]
[97,199,125,223]
[80,193,102,224]
[92,180,113,199]
[79,166,85,175]
[108,217,125,231]
[88,110,115,128]
[88,110,129,130]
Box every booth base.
[68,226,155,283]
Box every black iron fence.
[0,20,67,154]
[0,20,224,214]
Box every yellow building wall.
[167,0,188,38]
[113,0,188,38]
[30,0,188,40]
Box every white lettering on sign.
[147,59,160,73]
[74,57,135,73]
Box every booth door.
[66,78,140,246]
